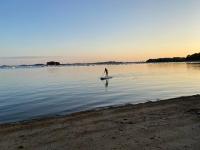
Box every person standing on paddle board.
[104,68,108,77]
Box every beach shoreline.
[0,95,200,150]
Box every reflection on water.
[101,79,109,88]
[186,63,200,71]
[105,80,109,88]
[0,63,200,123]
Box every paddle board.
[100,76,113,80]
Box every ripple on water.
[1,63,200,123]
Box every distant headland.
[146,52,200,63]
[46,61,140,66]
[1,52,200,68]
[0,61,142,69]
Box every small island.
[46,61,61,66]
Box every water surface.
[0,63,200,123]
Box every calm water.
[1,63,200,123]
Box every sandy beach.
[0,95,200,150]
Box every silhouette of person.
[104,68,108,77]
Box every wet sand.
[0,95,200,150]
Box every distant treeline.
[146,52,200,63]
[1,61,144,69]
[0,61,139,68]
[46,61,138,66]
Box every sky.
[0,0,200,63]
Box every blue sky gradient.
[0,0,200,62]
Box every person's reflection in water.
[105,79,109,88]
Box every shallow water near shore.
[0,63,200,123]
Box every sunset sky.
[0,0,200,63]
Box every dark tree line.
[186,53,200,61]
[146,52,200,63]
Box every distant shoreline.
[1,52,200,67]
[0,61,144,68]
[146,52,200,63]
[1,61,200,69]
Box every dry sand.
[0,95,200,150]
